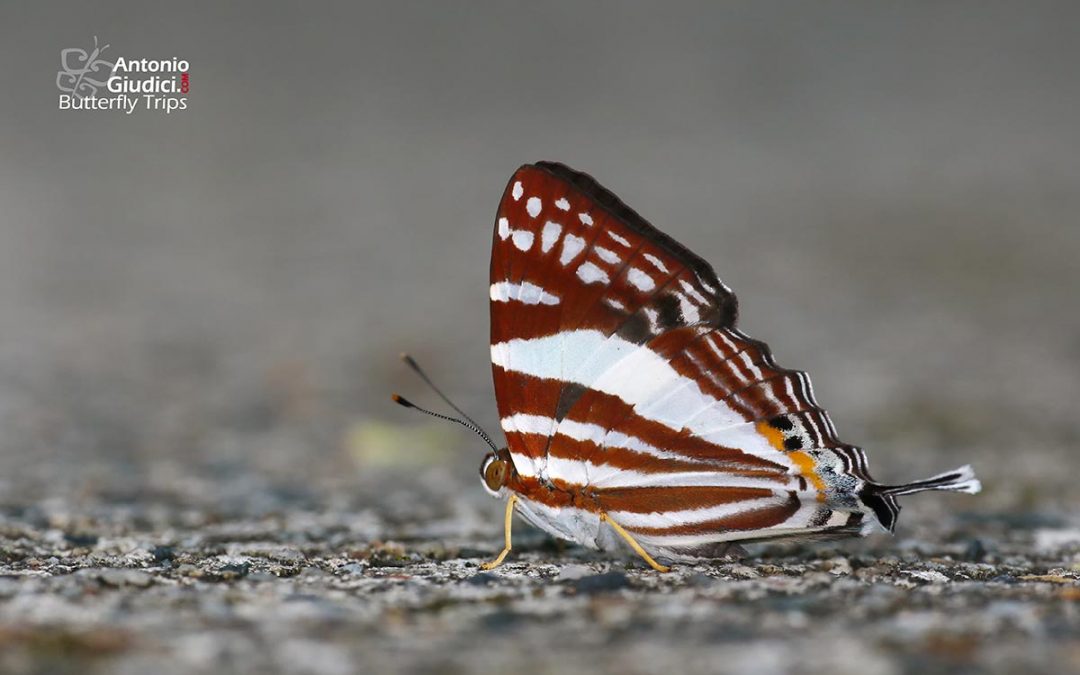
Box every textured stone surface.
[1,475,1078,675]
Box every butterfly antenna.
[394,353,498,452]
[391,394,498,452]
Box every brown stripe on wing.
[725,374,801,420]
[675,327,847,451]
[503,474,577,509]
[495,372,563,460]
[493,371,563,416]
[718,329,835,422]
[594,485,776,514]
[622,492,802,536]
[545,434,790,480]
[650,328,760,420]
[556,386,788,472]
[626,326,826,430]
[547,435,714,475]
[678,330,792,413]
[721,371,828,426]
[500,429,548,462]
[490,302,565,344]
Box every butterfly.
[399,161,981,572]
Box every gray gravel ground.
[1,469,1078,675]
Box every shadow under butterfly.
[395,161,980,572]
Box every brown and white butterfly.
[422,161,980,572]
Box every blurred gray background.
[2,4,1080,675]
[0,1,1078,515]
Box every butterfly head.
[479,448,514,497]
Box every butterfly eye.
[482,457,509,491]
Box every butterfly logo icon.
[57,36,115,98]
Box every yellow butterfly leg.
[600,512,671,573]
[480,493,518,570]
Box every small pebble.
[729,565,760,579]
[907,570,950,584]
[219,562,251,580]
[574,572,630,594]
[685,573,717,588]
[963,539,988,562]
[555,564,592,581]
[271,548,306,564]
[98,569,154,588]
[64,533,99,547]
[466,572,498,586]
[150,546,175,563]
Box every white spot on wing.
[512,230,534,251]
[490,281,560,305]
[716,330,740,354]
[555,198,570,211]
[643,253,669,273]
[675,291,700,323]
[577,262,609,285]
[737,349,763,380]
[679,279,709,304]
[627,268,655,291]
[498,217,510,240]
[607,231,631,247]
[542,456,590,485]
[501,414,555,437]
[704,334,728,361]
[594,246,620,264]
[489,282,510,302]
[579,213,593,226]
[526,197,542,218]
[696,274,718,294]
[512,181,523,201]
[541,221,562,253]
[559,234,586,265]
[506,414,721,465]
[604,297,627,312]
[643,307,660,331]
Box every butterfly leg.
[480,493,518,570]
[600,513,671,573]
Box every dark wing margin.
[532,161,739,329]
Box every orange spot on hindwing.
[756,420,787,452]
[756,420,826,501]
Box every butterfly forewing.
[489,163,859,559]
